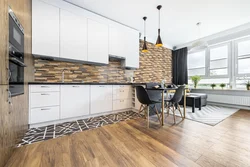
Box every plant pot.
[247,85,250,90]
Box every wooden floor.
[5,109,250,167]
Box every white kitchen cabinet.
[88,19,109,64]
[90,85,112,114]
[30,92,60,108]
[30,85,60,93]
[60,85,90,119]
[113,99,132,111]
[124,28,140,68]
[112,85,132,110]
[30,106,60,124]
[109,26,124,57]
[60,9,88,61]
[32,0,60,57]
[112,85,132,100]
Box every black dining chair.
[165,85,185,124]
[136,86,162,127]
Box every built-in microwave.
[8,7,26,97]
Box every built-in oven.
[8,7,26,97]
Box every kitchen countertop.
[28,82,146,85]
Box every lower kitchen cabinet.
[30,106,60,124]
[113,99,132,111]
[90,85,113,114]
[60,85,90,119]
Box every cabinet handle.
[41,86,50,88]
[99,86,105,87]
[72,86,79,88]
[41,93,50,95]
[41,108,51,111]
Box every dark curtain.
[172,47,188,85]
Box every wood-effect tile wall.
[34,40,172,83]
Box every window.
[236,39,250,75]
[188,50,206,76]
[209,44,228,76]
[187,36,250,89]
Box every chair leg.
[177,104,183,118]
[172,104,176,124]
[166,102,170,116]
[138,104,143,114]
[143,105,147,119]
[154,105,161,124]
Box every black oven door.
[9,61,24,97]
[9,14,24,53]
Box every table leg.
[161,90,164,126]
[192,98,195,113]
[184,89,186,118]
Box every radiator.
[207,94,250,107]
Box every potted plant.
[190,75,201,89]
[246,81,250,90]
[211,83,216,89]
[220,83,226,90]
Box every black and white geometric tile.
[17,111,142,147]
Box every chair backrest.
[171,85,185,104]
[146,83,162,101]
[135,86,152,105]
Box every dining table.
[146,87,187,126]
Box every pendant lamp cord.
[158,9,160,29]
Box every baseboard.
[29,108,133,128]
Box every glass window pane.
[238,58,250,74]
[210,45,228,60]
[210,68,228,76]
[210,59,227,69]
[238,40,250,56]
[188,68,205,76]
[188,51,205,69]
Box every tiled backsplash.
[34,40,172,83]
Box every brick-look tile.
[34,40,172,83]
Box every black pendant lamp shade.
[142,16,148,53]
[155,5,163,47]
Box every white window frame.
[187,50,206,78]
[207,42,231,78]
[234,37,250,77]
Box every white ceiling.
[65,0,250,49]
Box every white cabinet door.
[60,85,90,119]
[30,92,60,108]
[90,85,112,114]
[60,9,88,61]
[88,19,109,64]
[109,26,124,57]
[30,106,60,124]
[124,28,140,68]
[32,0,60,57]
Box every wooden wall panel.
[0,0,32,166]
[0,0,8,84]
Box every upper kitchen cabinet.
[87,19,109,64]
[60,9,88,61]
[32,0,60,57]
[109,26,124,57]
[124,28,140,68]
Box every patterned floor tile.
[17,110,142,147]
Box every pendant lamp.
[142,16,148,52]
[155,5,163,47]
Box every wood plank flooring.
[5,109,250,167]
